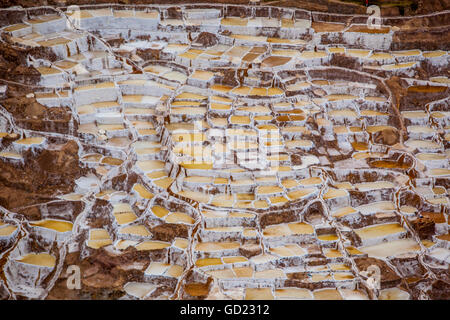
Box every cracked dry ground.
[0,4,449,300]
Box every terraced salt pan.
[299,51,328,59]
[359,239,423,258]
[355,181,395,191]
[119,225,151,237]
[402,111,428,119]
[14,137,45,146]
[245,288,274,300]
[365,96,388,102]
[145,262,183,278]
[114,240,138,251]
[382,61,416,70]
[426,247,450,264]
[195,242,240,252]
[407,125,435,134]
[423,51,447,58]
[2,5,448,300]
[340,290,369,300]
[0,224,18,237]
[36,66,62,75]
[318,234,339,241]
[405,140,441,150]
[323,188,348,200]
[196,256,248,267]
[0,152,23,160]
[133,183,154,200]
[123,282,157,299]
[379,288,410,300]
[355,223,407,246]
[30,219,73,233]
[346,49,370,58]
[369,52,393,60]
[269,244,306,257]
[206,266,286,280]
[15,253,56,268]
[357,202,395,217]
[427,168,450,177]
[3,23,32,37]
[135,240,170,251]
[113,208,137,225]
[360,110,388,117]
[263,222,314,238]
[332,206,358,218]
[430,76,450,84]
[313,288,343,300]
[392,50,421,57]
[165,212,195,225]
[87,228,112,249]
[275,288,313,300]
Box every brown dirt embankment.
[0,0,447,16]
[0,140,87,214]
[391,26,450,51]
[0,35,58,84]
[1,84,73,134]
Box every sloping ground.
[0,0,448,16]
[0,3,448,301]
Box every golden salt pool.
[0,225,18,236]
[30,219,73,233]
[16,253,56,268]
[360,239,423,258]
[135,240,170,251]
[355,223,406,240]
[15,137,45,145]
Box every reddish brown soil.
[0,140,86,212]
[355,257,402,288]
[150,223,189,242]
[1,85,73,134]
[411,217,436,239]
[193,32,218,48]
[0,0,446,17]
[373,128,400,146]
[0,36,58,83]
[46,248,152,300]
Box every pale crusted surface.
[0,3,448,301]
